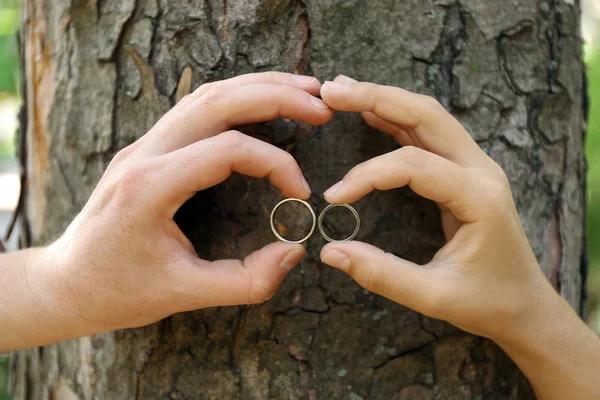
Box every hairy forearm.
[496,285,600,400]
[0,245,80,352]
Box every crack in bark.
[109,0,139,154]
[430,4,466,109]
[496,20,537,97]
[7,27,30,247]
[147,1,161,70]
[418,314,440,341]
[294,0,310,75]
[97,0,137,62]
[232,306,249,398]
[547,0,560,93]
[371,342,435,372]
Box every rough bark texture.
[10,0,586,399]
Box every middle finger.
[320,79,488,167]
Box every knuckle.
[363,82,378,93]
[111,147,132,166]
[113,163,153,203]
[107,143,140,172]
[397,145,421,164]
[191,82,223,106]
[192,82,214,97]
[482,179,513,212]
[263,71,285,81]
[242,254,278,304]
[274,150,297,170]
[179,93,195,105]
[365,262,385,294]
[489,161,511,188]
[421,95,445,113]
[346,162,367,182]
[362,82,380,100]
[219,130,246,149]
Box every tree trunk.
[10,0,586,399]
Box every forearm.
[496,284,600,400]
[0,245,82,352]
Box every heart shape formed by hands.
[39,72,556,370]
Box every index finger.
[141,82,333,156]
[150,131,312,216]
[325,146,481,223]
[320,80,488,167]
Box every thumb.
[177,242,306,309]
[320,241,440,314]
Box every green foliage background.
[0,3,19,399]
[0,0,19,161]
[585,49,600,329]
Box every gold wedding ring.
[270,198,317,244]
[318,203,361,243]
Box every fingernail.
[321,250,351,272]
[309,96,330,109]
[293,75,318,84]
[324,181,343,198]
[301,175,312,195]
[335,75,358,84]
[324,81,348,90]
[281,248,305,272]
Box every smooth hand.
[3,73,333,350]
[319,75,600,400]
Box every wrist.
[30,240,91,341]
[492,278,573,365]
[0,243,84,351]
[491,274,600,400]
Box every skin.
[0,72,334,350]
[319,75,600,400]
[0,72,598,399]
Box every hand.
[318,75,556,344]
[318,76,600,400]
[35,73,333,339]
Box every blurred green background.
[0,0,19,398]
[0,1,599,399]
[0,0,18,159]
[586,48,600,332]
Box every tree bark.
[10,0,586,399]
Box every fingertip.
[320,242,335,258]
[320,81,358,112]
[258,242,305,265]
[280,244,306,273]
[321,80,349,95]
[323,182,359,205]
[292,74,322,95]
[323,181,344,202]
[320,246,351,272]
[301,175,312,196]
[311,98,335,125]
[334,74,358,84]
[279,185,311,201]
[309,96,330,110]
